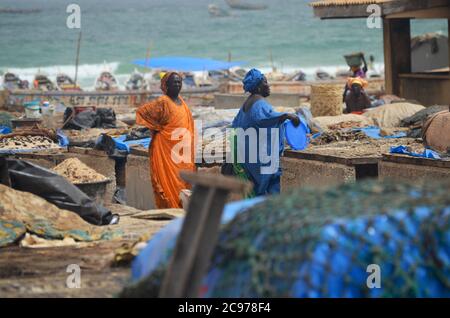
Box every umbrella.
[132,56,245,72]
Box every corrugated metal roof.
[310,0,392,8]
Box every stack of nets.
[0,111,15,129]
[310,84,343,117]
[120,179,450,298]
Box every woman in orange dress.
[136,72,196,208]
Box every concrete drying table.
[126,147,225,210]
[5,147,116,204]
[281,149,379,191]
[379,154,450,182]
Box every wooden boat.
[56,73,82,91]
[125,69,148,91]
[2,72,29,90]
[33,73,57,91]
[225,0,267,10]
[208,4,230,17]
[94,71,119,92]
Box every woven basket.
[310,84,343,117]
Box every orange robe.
[136,95,196,209]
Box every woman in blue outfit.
[231,69,300,196]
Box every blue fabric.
[242,68,264,93]
[355,126,407,139]
[132,57,244,72]
[0,126,12,134]
[56,129,69,147]
[390,145,442,159]
[232,99,286,196]
[131,196,266,281]
[284,115,310,150]
[113,135,151,153]
[95,134,151,153]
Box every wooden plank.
[384,18,411,96]
[386,6,450,19]
[383,18,394,94]
[159,186,217,298]
[284,150,380,165]
[399,73,450,80]
[159,172,250,298]
[382,154,450,169]
[382,0,449,16]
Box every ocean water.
[0,0,447,88]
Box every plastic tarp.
[6,159,116,226]
[132,57,244,72]
[390,145,442,159]
[96,134,151,154]
[113,135,151,153]
[131,196,266,282]
[0,126,12,134]
[354,126,407,139]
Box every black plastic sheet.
[6,159,116,226]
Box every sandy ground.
[0,204,174,298]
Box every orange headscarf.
[160,71,181,94]
[347,77,368,89]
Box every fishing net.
[0,111,15,129]
[121,179,450,298]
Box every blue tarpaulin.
[132,57,244,72]
[354,126,407,139]
[390,145,442,159]
[113,135,151,153]
[0,126,12,134]
[95,134,151,154]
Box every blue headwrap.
[243,68,264,93]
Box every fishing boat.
[2,72,29,90]
[33,73,57,91]
[94,71,119,91]
[125,69,148,91]
[56,73,82,91]
[225,0,268,10]
[315,70,333,81]
[208,4,230,17]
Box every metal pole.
[74,31,82,88]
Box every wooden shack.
[310,0,450,106]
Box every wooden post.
[383,18,411,95]
[74,31,82,89]
[158,172,251,298]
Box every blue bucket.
[284,116,310,151]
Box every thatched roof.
[310,0,391,8]
[310,0,449,19]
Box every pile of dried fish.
[0,135,60,150]
[311,129,370,145]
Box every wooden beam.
[383,18,411,96]
[386,6,450,19]
[158,172,251,298]
[382,0,450,16]
[448,19,450,73]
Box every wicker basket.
[310,84,343,117]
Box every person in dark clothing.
[344,77,371,114]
